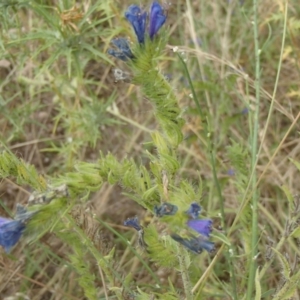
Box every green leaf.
[290,226,300,238]
[280,184,295,212]
[211,232,231,246]
[289,158,300,172]
[82,42,113,64]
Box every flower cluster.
[186,202,213,238]
[108,2,167,61]
[124,202,214,254]
[177,202,214,253]
[0,204,37,253]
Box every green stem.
[177,53,204,120]
[246,0,260,298]
[178,248,193,300]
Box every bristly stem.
[177,247,193,300]
[246,0,260,298]
[177,53,238,300]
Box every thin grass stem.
[255,1,288,168]
[246,0,260,298]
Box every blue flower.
[109,2,167,61]
[125,5,147,44]
[0,205,39,253]
[187,219,213,237]
[171,233,215,254]
[186,202,201,219]
[154,202,178,217]
[124,216,142,231]
[0,217,25,253]
[149,1,167,39]
[108,38,134,61]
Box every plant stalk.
[178,248,193,300]
[246,0,260,298]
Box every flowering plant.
[0,2,214,299]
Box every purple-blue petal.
[187,219,212,237]
[186,202,201,219]
[0,217,11,226]
[125,5,147,44]
[194,236,215,252]
[108,38,134,61]
[171,234,214,254]
[149,1,167,39]
[171,233,202,254]
[0,218,25,253]
[111,38,133,58]
[108,49,129,61]
[124,216,142,231]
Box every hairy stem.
[178,248,193,300]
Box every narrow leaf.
[254,267,262,300]
[289,158,300,171]
[290,226,300,238]
[272,248,291,280]
[280,185,295,211]
[211,232,231,246]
